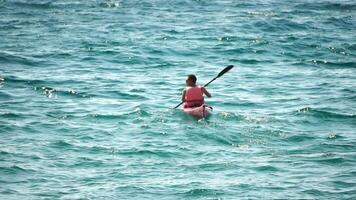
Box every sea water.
[0,0,355,199]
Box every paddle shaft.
[203,77,217,87]
[173,65,233,109]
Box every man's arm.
[202,87,211,97]
[181,89,186,102]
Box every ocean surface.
[1,0,355,199]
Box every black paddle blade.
[217,65,234,78]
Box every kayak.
[183,104,212,118]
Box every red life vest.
[184,86,204,108]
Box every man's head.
[186,74,197,86]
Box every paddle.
[173,65,234,109]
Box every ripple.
[0,52,39,66]
[0,165,33,175]
[49,140,75,149]
[286,134,317,143]
[295,2,356,11]
[296,107,355,120]
[253,165,279,172]
[182,188,223,197]
[69,157,104,168]
[10,1,52,9]
[117,148,181,158]
[1,0,355,199]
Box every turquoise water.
[1,0,356,199]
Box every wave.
[313,156,351,166]
[0,52,38,66]
[117,148,180,158]
[0,112,24,119]
[216,111,243,121]
[69,157,104,168]
[251,19,308,33]
[90,112,143,120]
[103,90,149,100]
[0,90,12,100]
[2,75,46,86]
[87,113,127,120]
[310,60,356,68]
[0,24,21,30]
[183,162,239,171]
[34,86,91,98]
[2,75,151,101]
[50,140,74,149]
[113,185,146,193]
[2,76,92,98]
[92,106,151,120]
[9,1,52,9]
[45,107,149,121]
[346,43,356,51]
[296,107,355,120]
[99,1,122,8]
[326,16,354,28]
[247,11,277,17]
[7,1,121,10]
[0,150,11,156]
[49,141,116,155]
[321,142,355,152]
[270,18,311,31]
[253,165,279,172]
[218,100,258,107]
[183,188,223,197]
[31,51,74,60]
[286,134,317,143]
[0,165,32,175]
[295,2,356,11]
[230,58,274,65]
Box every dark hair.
[187,74,197,83]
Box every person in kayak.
[182,74,211,108]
